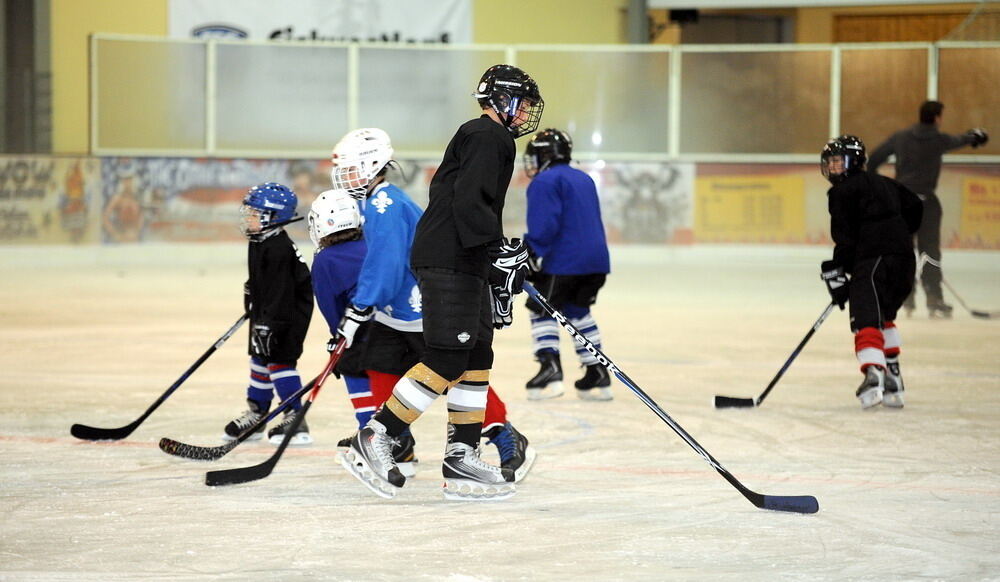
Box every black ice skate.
[222,399,269,442]
[266,409,313,446]
[526,351,564,400]
[575,363,613,401]
[927,297,953,319]
[337,433,355,450]
[442,441,516,501]
[339,419,406,499]
[392,432,419,478]
[484,422,537,483]
[855,366,885,409]
[883,359,905,409]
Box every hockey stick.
[920,254,997,319]
[714,302,835,408]
[524,283,819,514]
[158,375,318,461]
[71,313,249,441]
[205,339,346,486]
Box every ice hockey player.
[820,136,923,409]
[328,128,536,483]
[225,182,313,444]
[340,64,543,500]
[521,128,612,401]
[868,101,989,318]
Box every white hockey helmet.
[308,188,363,247]
[330,128,394,199]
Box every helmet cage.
[821,136,866,184]
[474,65,544,139]
[240,182,297,237]
[524,128,572,178]
[330,128,394,200]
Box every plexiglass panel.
[679,50,830,154]
[840,49,927,147]
[215,43,350,151]
[516,50,671,155]
[96,39,206,150]
[357,48,505,152]
[938,47,1000,155]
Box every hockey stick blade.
[713,303,834,410]
[71,313,249,441]
[158,376,317,461]
[713,395,757,409]
[971,310,998,320]
[205,340,345,486]
[525,282,820,514]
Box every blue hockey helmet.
[240,182,297,237]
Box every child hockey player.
[820,136,923,409]
[340,65,543,500]
[328,128,535,483]
[521,128,612,401]
[225,182,313,444]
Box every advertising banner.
[694,173,807,243]
[0,157,102,244]
[958,175,1000,249]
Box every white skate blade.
[882,391,905,408]
[337,450,401,499]
[527,382,565,401]
[576,386,613,401]
[857,387,884,409]
[514,445,537,483]
[442,478,516,501]
[222,431,263,443]
[269,432,313,446]
[397,460,418,478]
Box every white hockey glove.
[337,304,373,349]
[251,323,272,359]
[490,285,515,329]
[488,237,530,296]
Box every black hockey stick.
[525,283,819,514]
[205,339,346,486]
[159,375,319,461]
[71,313,249,441]
[714,302,835,408]
[921,254,997,319]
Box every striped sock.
[530,314,560,354]
[246,357,274,407]
[267,363,303,410]
[569,312,602,366]
[344,374,376,430]
[448,370,489,447]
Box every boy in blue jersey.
[522,129,612,401]
[331,127,536,485]
[224,183,313,445]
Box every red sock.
[483,386,507,433]
[854,327,886,371]
[367,370,401,408]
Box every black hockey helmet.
[524,128,573,178]
[473,64,544,138]
[821,135,866,184]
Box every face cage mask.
[497,95,545,139]
[821,154,857,184]
[240,204,273,239]
[330,164,371,200]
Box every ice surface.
[1,243,998,581]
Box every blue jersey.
[311,238,367,336]
[525,163,610,275]
[354,183,424,332]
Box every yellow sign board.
[695,175,806,243]
[959,176,1000,249]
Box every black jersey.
[246,229,313,363]
[827,172,923,274]
[410,115,516,279]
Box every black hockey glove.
[525,244,543,283]
[967,128,989,148]
[251,323,272,359]
[488,237,531,296]
[820,260,850,310]
[490,285,515,329]
[337,304,373,349]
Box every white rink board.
[1,243,998,581]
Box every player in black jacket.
[341,64,543,501]
[820,136,923,410]
[224,183,313,444]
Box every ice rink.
[1,243,998,581]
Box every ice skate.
[883,360,905,409]
[442,442,516,501]
[575,363,613,401]
[855,366,885,409]
[339,419,405,499]
[222,399,268,442]
[484,422,537,483]
[927,298,953,319]
[526,351,564,400]
[337,433,355,451]
[392,432,419,478]
[266,409,313,446]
